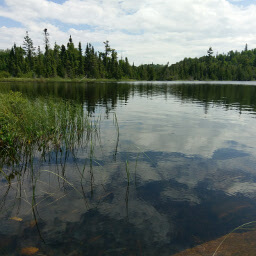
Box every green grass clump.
[0,91,90,165]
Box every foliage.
[1,30,256,81]
[0,70,10,78]
[167,47,256,81]
[0,91,90,165]
[0,30,174,81]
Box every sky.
[0,0,256,65]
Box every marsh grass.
[0,91,92,167]
[0,92,92,234]
[0,92,141,253]
[0,89,102,242]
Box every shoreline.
[0,77,137,83]
[0,77,256,84]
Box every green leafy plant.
[0,91,92,166]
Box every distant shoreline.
[1,77,256,84]
[0,77,137,83]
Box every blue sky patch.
[0,1,7,8]
[0,16,22,28]
[47,0,67,4]
[121,29,144,36]
[228,0,255,6]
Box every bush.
[19,71,34,78]
[0,71,10,78]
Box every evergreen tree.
[0,50,10,77]
[43,28,52,77]
[43,28,50,54]
[22,31,35,71]
[207,47,214,57]
[35,46,44,77]
[78,42,84,76]
[66,36,74,78]
[59,45,67,77]
[3,30,256,81]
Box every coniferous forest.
[0,30,256,81]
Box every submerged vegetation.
[0,30,256,81]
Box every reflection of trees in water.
[1,82,256,115]
[168,83,256,114]
[0,82,133,115]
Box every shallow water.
[1,81,256,255]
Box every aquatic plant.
[0,91,91,167]
[125,160,130,185]
[212,221,256,256]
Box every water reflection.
[1,81,256,114]
[1,81,256,255]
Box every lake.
[1,81,256,255]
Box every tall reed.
[0,91,92,167]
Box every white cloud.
[1,0,256,64]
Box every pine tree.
[207,47,213,57]
[78,42,84,76]
[35,46,43,77]
[103,40,111,72]
[43,28,52,77]
[59,45,67,77]
[22,31,35,71]
[43,28,50,54]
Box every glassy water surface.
[1,81,256,255]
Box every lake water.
[1,81,256,255]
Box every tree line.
[168,45,256,81]
[0,30,256,81]
[0,30,157,80]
